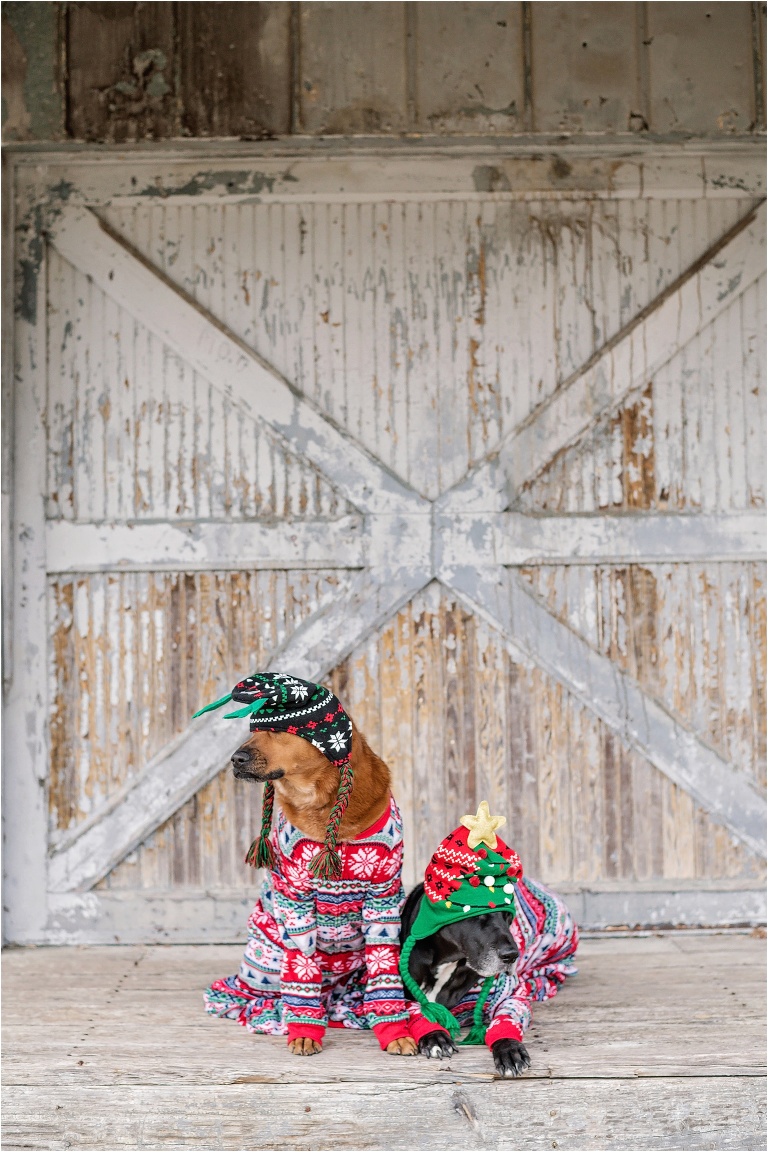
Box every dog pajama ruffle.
[204,797,415,1049]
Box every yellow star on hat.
[460,801,506,850]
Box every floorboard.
[3,933,766,1150]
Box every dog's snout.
[498,943,518,964]
[231,749,251,769]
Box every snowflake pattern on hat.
[229,673,353,766]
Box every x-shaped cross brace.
[48,203,767,893]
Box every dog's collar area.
[426,960,459,1003]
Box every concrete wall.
[2,1,765,144]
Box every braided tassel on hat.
[244,782,275,870]
[307,762,355,881]
[398,937,461,1040]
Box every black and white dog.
[400,882,531,1078]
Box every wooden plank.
[48,208,429,520]
[2,1077,765,1151]
[413,2,524,134]
[37,883,768,945]
[298,2,408,134]
[65,2,178,142]
[530,3,637,134]
[442,199,766,513]
[175,3,291,138]
[45,517,366,573]
[445,567,767,858]
[12,146,765,211]
[647,2,755,135]
[439,511,766,567]
[3,232,50,942]
[4,1008,765,1081]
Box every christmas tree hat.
[399,802,523,1045]
[193,673,353,880]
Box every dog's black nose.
[498,944,518,964]
[231,750,251,769]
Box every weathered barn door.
[5,147,766,943]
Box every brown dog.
[231,723,417,1057]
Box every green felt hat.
[399,802,523,1045]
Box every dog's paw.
[288,1036,323,1056]
[385,1036,418,1056]
[417,1030,458,1060]
[491,1038,530,1078]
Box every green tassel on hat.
[223,698,268,719]
[459,976,496,1045]
[398,937,461,1040]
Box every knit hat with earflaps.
[193,673,353,880]
[399,802,523,1045]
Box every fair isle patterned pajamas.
[204,796,414,1049]
[205,797,578,1053]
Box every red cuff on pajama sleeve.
[484,1016,524,1046]
[407,1011,452,1044]
[372,1019,412,1049]
[286,1023,326,1044]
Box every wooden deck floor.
[3,933,766,1151]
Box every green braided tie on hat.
[223,698,268,720]
[192,692,233,719]
[398,936,461,1040]
[459,975,496,1045]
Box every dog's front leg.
[491,1037,530,1077]
[417,1030,458,1059]
[385,1037,418,1055]
[288,1036,323,1056]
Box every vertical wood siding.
[520,563,767,794]
[519,275,767,513]
[46,247,348,522]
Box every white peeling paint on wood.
[99,197,758,501]
[49,209,426,519]
[47,570,346,835]
[48,565,432,893]
[45,517,366,573]
[521,562,767,796]
[3,258,50,943]
[46,250,348,525]
[41,883,768,946]
[99,581,762,898]
[439,511,766,568]
[519,278,766,517]
[442,200,766,514]
[7,147,766,939]
[447,566,766,857]
[12,143,766,210]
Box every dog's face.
[231,730,329,785]
[437,910,518,977]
